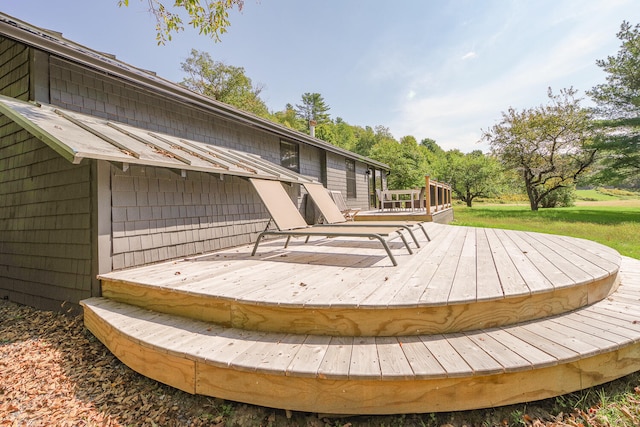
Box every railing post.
[425,175,431,216]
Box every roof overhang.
[0,13,390,171]
[0,95,316,184]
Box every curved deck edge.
[101,270,620,337]
[81,257,640,415]
[81,299,640,414]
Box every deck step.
[81,257,640,414]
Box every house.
[5,14,639,417]
[0,12,390,312]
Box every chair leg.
[401,227,420,248]
[396,231,413,255]
[370,234,398,266]
[284,236,292,248]
[418,223,431,241]
[251,233,266,256]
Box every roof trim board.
[0,95,316,184]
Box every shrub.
[540,186,576,208]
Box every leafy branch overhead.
[118,0,244,44]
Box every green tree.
[295,93,331,131]
[180,49,268,117]
[118,0,244,44]
[369,135,432,190]
[314,123,337,144]
[483,88,598,211]
[437,150,504,207]
[588,21,640,187]
[332,118,357,151]
[271,104,306,132]
[419,138,444,156]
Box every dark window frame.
[280,140,300,172]
[346,158,356,198]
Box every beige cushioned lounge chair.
[249,178,413,266]
[304,182,430,244]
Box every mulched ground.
[2,300,640,427]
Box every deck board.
[506,326,579,362]
[98,225,621,337]
[556,235,622,265]
[546,234,620,273]
[420,334,471,378]
[448,228,478,303]
[398,336,447,379]
[447,333,504,375]
[287,335,332,378]
[318,336,353,380]
[492,229,553,294]
[393,225,465,305]
[376,337,415,380]
[483,328,557,369]
[519,232,597,284]
[465,331,531,373]
[349,337,381,379]
[422,226,468,303]
[483,228,529,297]
[520,322,605,358]
[527,233,612,280]
[475,229,505,301]
[505,231,575,289]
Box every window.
[346,159,356,198]
[280,140,299,172]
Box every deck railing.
[424,175,452,215]
[376,176,452,213]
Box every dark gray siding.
[48,57,281,161]
[110,165,269,270]
[0,37,29,100]
[326,152,370,209]
[0,117,92,311]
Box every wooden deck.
[81,224,640,414]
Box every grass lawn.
[451,200,640,260]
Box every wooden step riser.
[82,300,640,414]
[101,273,620,337]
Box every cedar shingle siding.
[0,38,29,100]
[110,165,268,270]
[0,118,92,310]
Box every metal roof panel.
[0,96,316,183]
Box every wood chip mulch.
[0,300,260,427]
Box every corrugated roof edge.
[0,12,390,171]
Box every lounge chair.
[249,178,413,266]
[304,182,430,243]
[329,190,360,220]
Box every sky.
[3,0,639,152]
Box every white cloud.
[386,0,637,153]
